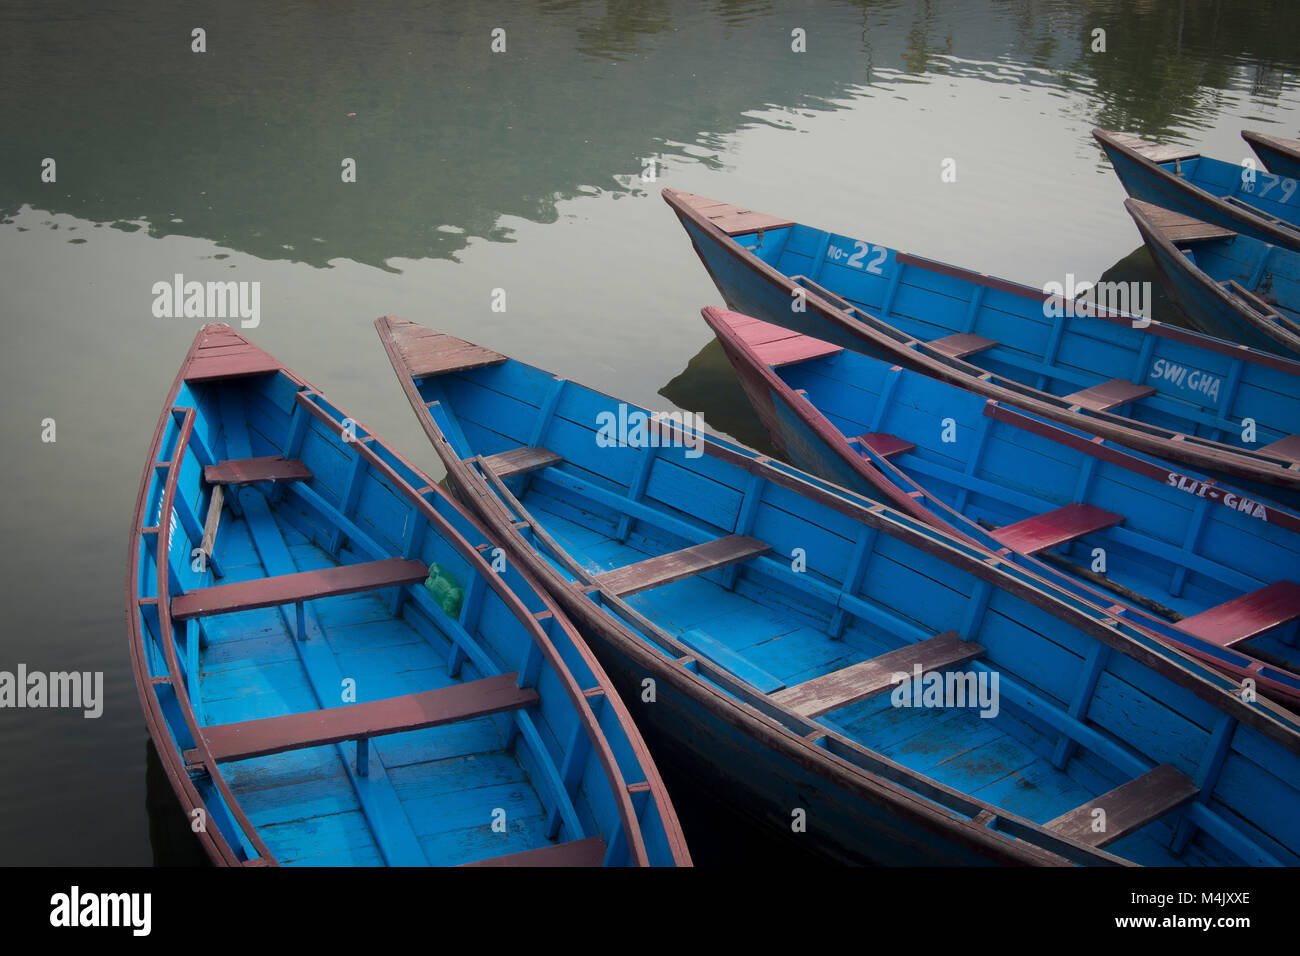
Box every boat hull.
[378,315,1300,869]
[665,189,1300,508]
[126,326,690,867]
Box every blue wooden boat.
[701,306,1300,709]
[127,325,691,867]
[377,314,1300,867]
[1093,128,1300,252]
[1242,130,1300,184]
[1127,199,1300,358]
[661,188,1300,508]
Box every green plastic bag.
[423,562,464,618]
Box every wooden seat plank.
[1131,200,1236,243]
[991,503,1124,555]
[185,673,537,763]
[204,455,313,486]
[671,192,794,236]
[593,535,771,597]
[460,836,607,867]
[481,446,562,479]
[184,327,283,381]
[1175,580,1300,648]
[726,313,844,367]
[1259,433,1300,464]
[754,335,843,368]
[928,332,998,359]
[1062,378,1156,412]
[171,557,428,620]
[736,320,817,348]
[1045,764,1198,848]
[387,319,506,378]
[769,631,983,719]
[854,432,916,459]
[709,210,797,236]
[1110,133,1201,165]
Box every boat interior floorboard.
[196,488,557,867]
[526,491,1225,866]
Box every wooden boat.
[127,324,690,867]
[661,187,1300,508]
[1092,128,1300,252]
[701,305,1300,708]
[1127,199,1300,358]
[1243,129,1300,181]
[377,314,1300,867]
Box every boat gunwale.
[125,329,278,867]
[660,186,1300,491]
[376,316,1300,868]
[702,304,1300,708]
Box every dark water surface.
[1,0,1297,865]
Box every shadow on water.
[145,739,210,866]
[660,338,780,458]
[1098,244,1195,330]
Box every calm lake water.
[1,0,1297,865]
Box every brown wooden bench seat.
[1259,433,1300,464]
[769,631,984,719]
[1132,200,1236,243]
[928,332,998,360]
[852,432,916,459]
[1108,134,1201,165]
[480,446,563,478]
[1045,764,1198,848]
[593,535,771,598]
[1062,378,1156,412]
[756,335,843,368]
[990,503,1124,555]
[460,835,607,867]
[389,322,508,378]
[171,557,428,620]
[1175,580,1300,648]
[726,313,844,367]
[204,455,313,486]
[184,672,537,764]
[672,192,796,236]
